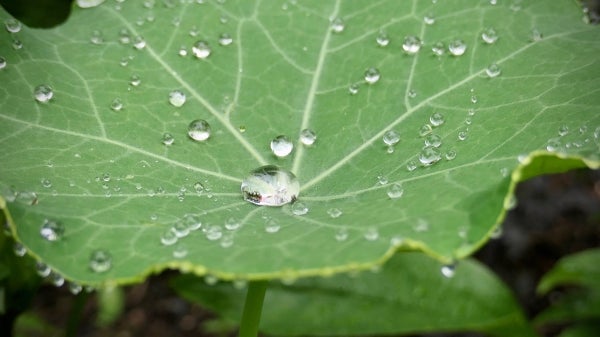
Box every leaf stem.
[238,280,268,337]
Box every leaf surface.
[0,0,599,284]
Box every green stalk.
[238,280,268,337]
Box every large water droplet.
[168,90,186,107]
[386,183,404,199]
[418,146,441,165]
[481,27,498,44]
[485,63,501,78]
[402,36,422,54]
[270,135,293,157]
[299,129,317,146]
[192,40,211,59]
[34,84,53,103]
[89,250,112,273]
[448,39,467,56]
[40,219,64,241]
[330,17,345,33]
[241,165,299,206]
[187,119,211,141]
[364,67,380,84]
[4,18,22,33]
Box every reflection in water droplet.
[50,272,65,287]
[402,36,422,54]
[241,165,299,206]
[178,46,187,56]
[172,221,190,238]
[89,250,112,273]
[430,112,445,126]
[187,119,211,141]
[300,129,317,146]
[291,202,308,215]
[12,38,23,50]
[376,31,390,47]
[34,85,53,103]
[418,147,441,165]
[481,27,498,44]
[192,40,211,59]
[40,219,64,241]
[448,39,467,56]
[168,90,186,107]
[330,17,345,33]
[485,63,501,78]
[546,138,562,152]
[218,33,233,46]
[387,183,404,199]
[270,135,293,157]
[364,67,380,84]
[162,133,175,146]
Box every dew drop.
[407,89,417,98]
[348,83,359,95]
[192,40,211,59]
[220,233,234,248]
[12,38,23,50]
[270,135,293,157]
[424,134,442,148]
[218,33,233,46]
[419,124,433,137]
[445,149,457,160]
[429,112,445,126]
[182,214,202,231]
[448,39,467,56]
[162,133,175,146]
[377,175,388,185]
[418,146,441,165]
[68,282,83,295]
[402,36,422,54]
[383,130,400,146]
[364,67,380,84]
[291,202,308,216]
[130,74,141,86]
[50,272,65,287]
[485,63,501,78]
[481,27,498,44]
[160,230,178,245]
[330,17,345,33]
[458,130,468,141]
[13,242,26,257]
[171,221,190,238]
[441,264,456,278]
[41,178,52,188]
[264,218,280,233]
[132,36,146,49]
[335,228,348,241]
[386,182,404,199]
[406,160,418,171]
[558,125,569,136]
[224,217,241,230]
[327,207,342,218]
[546,137,562,152]
[173,243,188,258]
[90,30,103,44]
[530,28,543,42]
[89,250,112,273]
[376,31,390,47]
[34,84,53,103]
[187,119,211,141]
[423,13,435,25]
[0,56,6,70]
[300,129,317,146]
[241,165,299,206]
[168,90,186,107]
[36,262,51,277]
[40,219,64,241]
[4,18,22,33]
[364,227,379,241]
[110,98,123,111]
[431,42,445,56]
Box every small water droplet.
[546,137,562,152]
[50,272,65,287]
[12,38,23,50]
[90,30,103,44]
[4,18,22,33]
[470,95,478,104]
[327,207,342,218]
[291,202,308,215]
[364,67,380,84]
[270,135,293,157]
[402,35,422,54]
[423,13,435,25]
[102,173,110,182]
[220,232,234,248]
[187,119,211,141]
[239,125,246,133]
[448,39,467,56]
[218,33,233,46]
[264,218,280,233]
[481,27,498,44]
[68,282,83,295]
[132,36,146,49]
[130,74,141,86]
[558,125,569,136]
[182,214,202,231]
[162,133,175,146]
[300,129,317,146]
[161,230,178,245]
[458,130,468,141]
[224,217,241,230]
[530,28,543,42]
[330,17,345,33]
[335,227,348,241]
[424,134,442,148]
[383,130,400,146]
[89,250,112,273]
[192,40,211,59]
[419,124,433,137]
[485,63,501,78]
[110,98,123,111]
[34,84,53,103]
[241,165,299,206]
[13,242,26,257]
[364,227,379,241]
[406,160,418,171]
[348,83,360,95]
[171,221,190,238]
[376,175,388,185]
[178,45,188,56]
[441,264,456,278]
[429,112,445,126]
[35,262,51,277]
[204,274,218,285]
[431,42,445,56]
[0,56,6,70]
[414,218,430,232]
[168,90,186,107]
[387,182,404,199]
[445,149,457,160]
[173,243,188,258]
[418,146,441,165]
[41,178,52,188]
[40,219,64,241]
[376,31,390,47]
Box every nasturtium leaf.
[173,253,536,337]
[0,1,599,285]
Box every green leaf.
[0,1,598,285]
[173,252,535,336]
[537,249,600,294]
